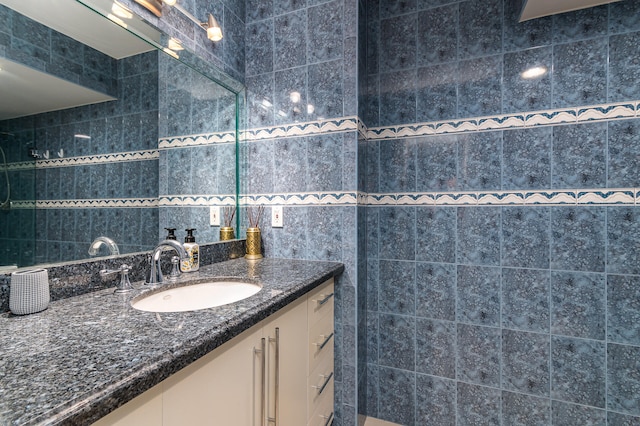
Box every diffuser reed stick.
[222,206,236,227]
[247,205,264,228]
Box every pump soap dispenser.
[181,228,199,272]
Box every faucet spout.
[146,239,188,286]
[88,236,120,256]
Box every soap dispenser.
[164,227,177,240]
[181,228,199,272]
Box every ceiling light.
[521,66,547,79]
[307,104,315,114]
[162,0,177,5]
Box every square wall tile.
[502,329,550,397]
[551,336,606,408]
[416,318,456,378]
[552,122,606,189]
[502,207,550,269]
[456,265,501,327]
[502,391,550,426]
[550,207,605,273]
[502,127,551,190]
[416,206,456,263]
[378,313,415,371]
[416,374,456,426]
[551,271,605,340]
[457,323,501,387]
[501,267,550,333]
[457,207,501,266]
[416,262,456,321]
[608,343,640,416]
[551,400,606,425]
[378,259,415,315]
[456,382,501,426]
[377,367,415,425]
[607,274,640,346]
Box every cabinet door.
[162,324,263,426]
[262,297,308,426]
[92,383,163,426]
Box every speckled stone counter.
[0,257,344,426]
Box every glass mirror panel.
[0,0,241,270]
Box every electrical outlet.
[272,206,283,227]
[209,206,220,226]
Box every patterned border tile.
[239,192,358,206]
[363,101,640,141]
[159,195,237,206]
[159,132,235,149]
[5,150,159,171]
[35,198,159,208]
[241,117,359,142]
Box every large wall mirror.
[0,0,242,270]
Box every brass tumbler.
[220,227,235,241]
[245,227,263,259]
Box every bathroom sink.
[131,280,262,313]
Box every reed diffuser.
[245,205,264,259]
[219,206,236,240]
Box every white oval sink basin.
[131,281,262,313]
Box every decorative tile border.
[158,195,236,206]
[239,192,358,206]
[158,132,235,149]
[34,198,159,209]
[365,101,638,140]
[3,150,160,171]
[241,117,359,142]
[366,189,638,206]
[217,189,639,207]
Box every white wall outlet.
[272,206,283,228]
[209,206,220,226]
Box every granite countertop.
[0,257,344,426]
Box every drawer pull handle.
[314,332,334,351]
[255,338,266,426]
[312,371,334,396]
[321,412,334,426]
[315,292,334,306]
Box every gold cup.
[220,227,235,241]
[245,227,263,259]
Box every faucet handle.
[100,264,134,294]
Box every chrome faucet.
[146,239,188,286]
[88,236,120,256]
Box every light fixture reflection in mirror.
[521,66,548,79]
[143,0,223,42]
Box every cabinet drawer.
[308,310,334,372]
[307,279,334,326]
[306,379,334,426]
[307,349,334,413]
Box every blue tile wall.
[361,0,640,424]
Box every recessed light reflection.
[521,66,547,79]
[289,91,301,103]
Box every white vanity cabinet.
[92,278,335,426]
